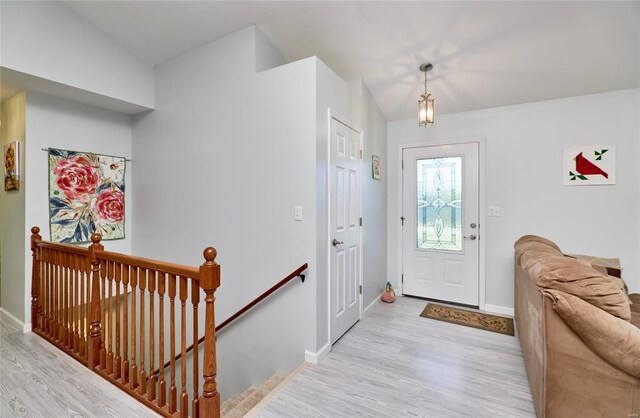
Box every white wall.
[0,1,154,109]
[350,80,388,308]
[388,89,640,310]
[24,92,133,323]
[132,26,317,400]
[0,91,26,322]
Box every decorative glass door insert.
[416,156,462,251]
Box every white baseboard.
[304,342,330,365]
[484,304,514,317]
[363,293,382,314]
[0,308,31,333]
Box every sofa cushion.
[528,257,631,320]
[543,289,640,378]
[515,235,562,252]
[566,254,623,279]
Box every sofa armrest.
[543,289,640,378]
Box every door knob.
[332,239,344,246]
[463,234,477,240]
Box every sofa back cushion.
[515,237,631,321]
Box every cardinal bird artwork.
[563,146,616,185]
[574,152,608,178]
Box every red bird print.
[574,152,608,178]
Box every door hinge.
[402,160,404,169]
[360,149,363,159]
[401,274,404,283]
[359,285,362,294]
[400,216,405,226]
[359,217,362,226]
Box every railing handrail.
[95,249,201,279]
[155,262,307,376]
[36,240,90,256]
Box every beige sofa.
[514,235,640,418]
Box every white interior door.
[402,143,480,306]
[330,117,361,344]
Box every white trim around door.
[397,137,486,310]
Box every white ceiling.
[64,1,640,121]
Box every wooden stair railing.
[30,226,221,418]
[155,263,307,375]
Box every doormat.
[420,303,515,336]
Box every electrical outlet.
[294,206,303,221]
[488,206,501,217]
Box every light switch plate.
[488,206,501,217]
[294,206,303,221]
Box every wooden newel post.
[87,233,104,369]
[199,247,221,418]
[30,226,42,331]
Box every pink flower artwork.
[49,148,126,243]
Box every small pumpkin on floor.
[381,281,396,303]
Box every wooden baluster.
[169,273,177,413]
[139,268,147,396]
[76,255,82,352]
[30,227,41,332]
[57,251,63,341]
[100,259,107,369]
[199,248,220,418]
[114,262,122,379]
[39,250,44,331]
[87,234,103,370]
[50,250,55,335]
[130,266,138,390]
[122,264,130,385]
[158,272,166,407]
[192,277,200,418]
[82,257,90,357]
[46,249,51,334]
[71,254,77,352]
[53,250,58,337]
[61,252,67,345]
[65,251,71,347]
[147,270,157,401]
[180,276,188,417]
[107,261,114,375]
[79,256,85,356]
[42,249,49,332]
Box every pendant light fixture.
[418,63,434,126]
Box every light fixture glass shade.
[418,94,434,126]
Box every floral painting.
[49,148,126,243]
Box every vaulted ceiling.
[64,1,640,121]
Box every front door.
[402,143,480,306]
[330,117,361,344]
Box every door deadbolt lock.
[470,223,477,229]
[332,239,344,246]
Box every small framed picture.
[563,145,616,185]
[4,141,20,191]
[372,155,381,180]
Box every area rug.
[420,303,515,336]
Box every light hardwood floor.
[258,296,535,418]
[0,314,159,418]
